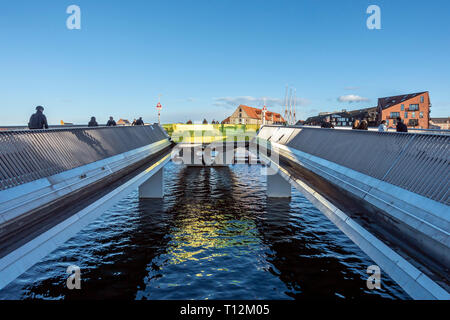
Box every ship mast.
[284,85,289,125]
[288,88,293,125]
[293,89,297,125]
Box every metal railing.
[291,125,450,135]
[259,126,449,205]
[0,125,168,191]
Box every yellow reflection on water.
[165,203,260,265]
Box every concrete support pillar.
[139,167,164,199]
[267,167,291,198]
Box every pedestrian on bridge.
[396,117,408,133]
[106,116,117,127]
[28,106,49,130]
[134,117,144,125]
[88,117,98,127]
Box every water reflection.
[0,163,407,300]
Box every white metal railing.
[259,125,449,205]
[0,125,169,190]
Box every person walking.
[28,106,49,130]
[352,120,360,130]
[396,117,408,132]
[134,117,144,125]
[88,117,98,127]
[358,120,369,130]
[106,116,117,127]
[378,120,387,132]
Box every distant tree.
[202,118,208,124]
[187,120,193,124]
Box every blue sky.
[0,0,449,125]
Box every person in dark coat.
[28,106,49,129]
[134,117,144,125]
[106,116,116,127]
[88,117,98,127]
[396,117,408,132]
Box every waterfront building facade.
[377,92,431,129]
[303,107,377,127]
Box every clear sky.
[1,0,449,125]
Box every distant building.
[117,119,131,126]
[430,117,450,130]
[305,91,431,129]
[348,107,378,126]
[222,105,285,125]
[377,92,431,129]
[304,107,377,127]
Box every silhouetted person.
[134,117,144,125]
[132,119,137,126]
[28,106,49,129]
[321,118,334,128]
[396,117,408,132]
[106,116,116,127]
[88,117,98,127]
[358,120,369,130]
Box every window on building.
[401,104,404,111]
[409,119,419,126]
[412,112,416,118]
[420,112,424,118]
[404,112,408,118]
[390,112,400,118]
[386,120,389,126]
[420,96,424,103]
[409,104,419,111]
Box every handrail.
[258,126,449,205]
[0,125,169,190]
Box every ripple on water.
[0,163,408,300]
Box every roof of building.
[377,92,428,110]
[239,105,285,122]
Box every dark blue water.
[0,163,408,299]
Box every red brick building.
[377,92,431,129]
